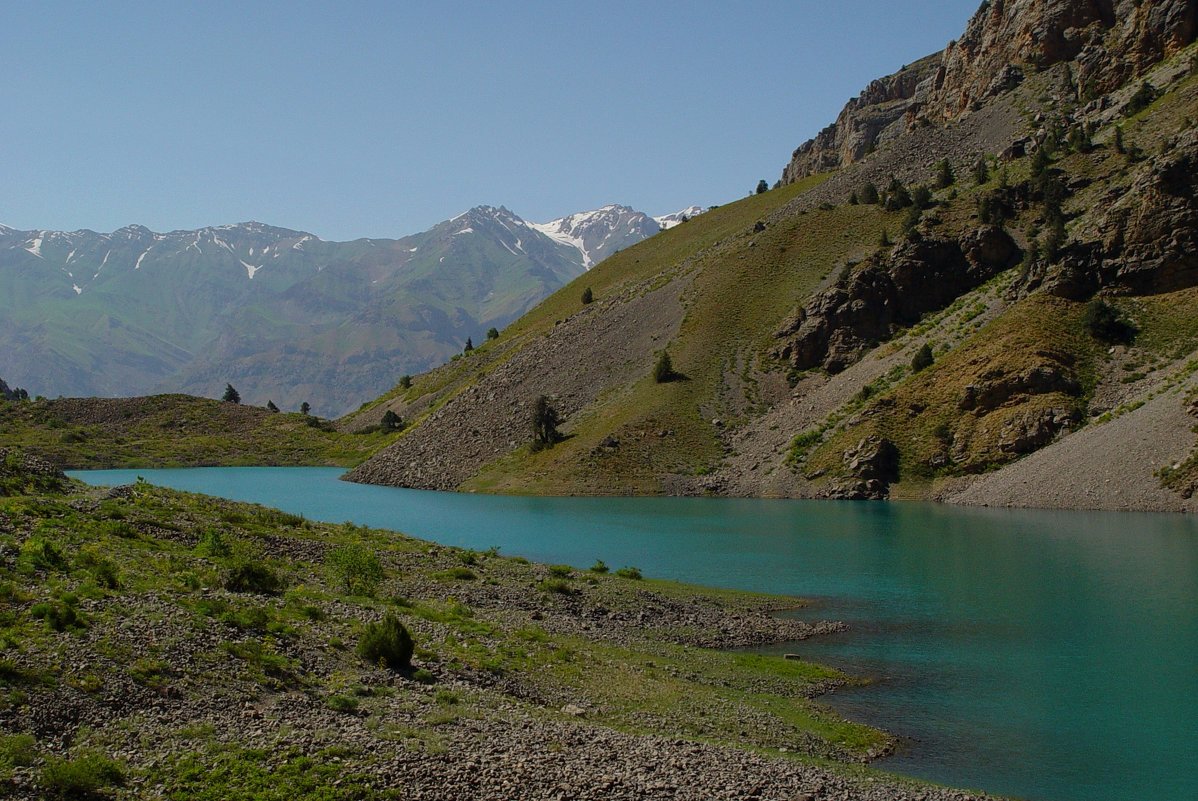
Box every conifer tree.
[935,159,955,188]
[972,156,990,185]
[222,384,240,404]
[531,395,562,449]
[911,343,934,372]
[653,350,677,383]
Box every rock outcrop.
[781,0,1197,184]
[827,436,900,500]
[773,226,1020,373]
[780,55,942,183]
[1029,130,1198,297]
[958,363,1081,413]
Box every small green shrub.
[1125,81,1156,116]
[0,733,36,777]
[589,560,609,574]
[127,658,172,688]
[327,694,360,714]
[29,600,85,633]
[223,560,284,596]
[381,410,404,432]
[19,538,67,572]
[76,551,120,589]
[40,753,124,800]
[357,614,414,670]
[194,529,231,558]
[220,640,293,681]
[439,567,476,581]
[547,564,572,578]
[911,343,934,372]
[326,544,385,596]
[255,508,304,528]
[95,519,138,539]
[538,578,576,595]
[412,668,436,685]
[1083,299,1137,344]
[298,604,326,621]
[220,605,271,632]
[614,566,643,580]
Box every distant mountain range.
[0,203,704,415]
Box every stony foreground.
[0,458,993,800]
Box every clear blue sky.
[2,1,977,241]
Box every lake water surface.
[72,467,1198,801]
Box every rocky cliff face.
[780,55,942,184]
[772,226,1021,373]
[1021,129,1198,298]
[781,0,1197,183]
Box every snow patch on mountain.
[24,233,45,258]
[529,204,662,268]
[654,206,707,230]
[527,218,590,265]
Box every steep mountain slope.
[346,0,1198,512]
[0,204,688,415]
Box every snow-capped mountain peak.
[654,206,707,230]
[529,204,660,269]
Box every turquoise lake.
[72,467,1198,801]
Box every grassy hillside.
[346,46,1198,509]
[466,187,896,494]
[0,395,391,469]
[0,451,998,800]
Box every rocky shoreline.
[0,466,996,800]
